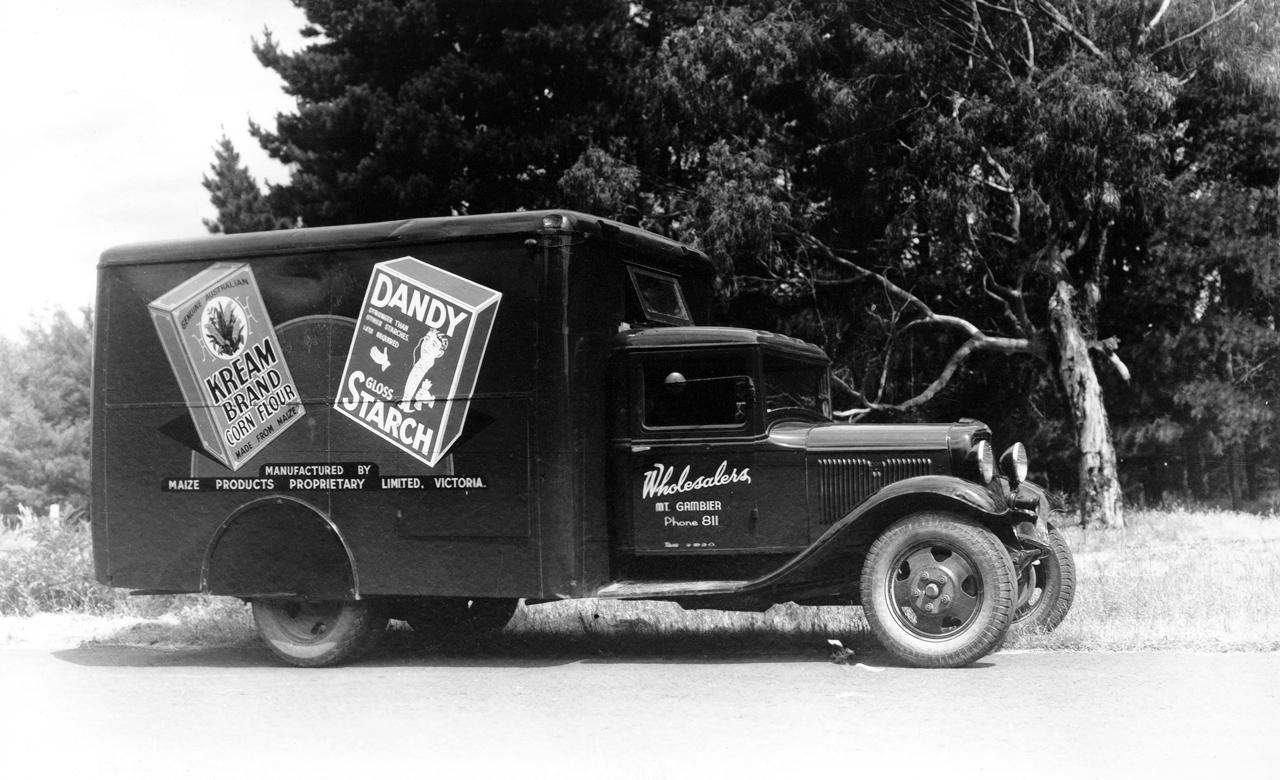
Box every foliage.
[203,136,294,234]
[0,309,93,514]
[250,0,647,225]
[1115,76,1280,505]
[220,0,1280,514]
[559,0,1280,518]
[0,507,240,621]
[0,507,120,615]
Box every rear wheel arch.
[201,496,359,600]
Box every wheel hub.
[889,543,983,639]
[273,599,343,643]
[911,568,957,615]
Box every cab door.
[615,347,804,555]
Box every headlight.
[1001,442,1028,486]
[974,440,995,483]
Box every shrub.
[0,308,92,515]
[0,507,120,616]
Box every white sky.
[0,0,309,335]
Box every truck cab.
[92,210,1073,668]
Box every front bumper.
[1000,478,1054,560]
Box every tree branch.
[1026,0,1106,58]
[793,235,1050,417]
[835,332,1040,417]
[1015,0,1035,74]
[1152,0,1253,53]
[823,252,985,338]
[1088,336,1132,382]
[981,148,1021,237]
[983,271,1034,336]
[1137,0,1175,47]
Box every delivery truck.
[92,210,1074,667]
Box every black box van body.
[92,211,1073,668]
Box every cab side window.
[641,354,753,430]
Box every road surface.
[1,640,1275,779]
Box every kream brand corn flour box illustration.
[149,263,305,471]
[335,256,501,467]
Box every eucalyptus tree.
[558,0,1277,526]
[203,136,292,234]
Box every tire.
[1012,522,1076,632]
[860,513,1016,668]
[252,598,384,667]
[403,598,517,641]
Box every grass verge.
[1007,507,1280,652]
[2,507,1277,654]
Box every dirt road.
[1,641,1275,779]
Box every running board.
[594,580,753,600]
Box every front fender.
[745,475,1033,602]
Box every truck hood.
[768,419,991,455]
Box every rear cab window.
[639,351,755,432]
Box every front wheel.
[860,513,1016,668]
[252,598,384,667]
[1012,522,1076,632]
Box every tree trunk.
[1227,449,1241,511]
[1182,434,1204,500]
[1048,280,1125,528]
[1244,446,1259,502]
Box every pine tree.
[247,0,643,226]
[202,135,291,234]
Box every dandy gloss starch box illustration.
[335,256,501,467]
[149,263,305,471]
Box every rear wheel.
[860,513,1016,668]
[1012,522,1076,632]
[252,598,384,667]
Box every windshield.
[763,353,831,419]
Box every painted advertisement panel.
[149,263,305,471]
[632,456,757,552]
[334,256,501,467]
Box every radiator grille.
[817,456,934,525]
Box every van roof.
[98,210,713,275]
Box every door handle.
[630,444,651,453]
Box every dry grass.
[1006,507,1280,652]
[3,506,1277,654]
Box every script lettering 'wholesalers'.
[641,461,752,500]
